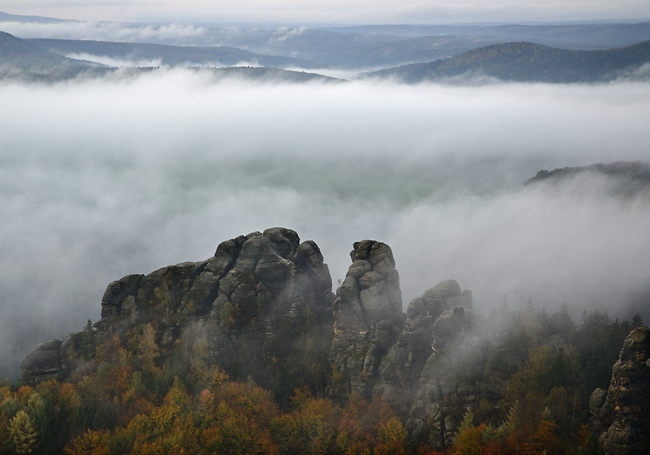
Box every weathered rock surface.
[22,228,483,449]
[375,281,480,450]
[374,280,472,415]
[408,305,483,449]
[590,326,650,455]
[21,339,63,382]
[328,240,405,400]
[26,228,335,397]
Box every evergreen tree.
[80,320,97,359]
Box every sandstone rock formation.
[23,228,335,396]
[372,279,478,449]
[374,280,472,415]
[22,228,481,448]
[590,326,650,455]
[20,339,63,382]
[328,240,405,400]
[408,305,482,449]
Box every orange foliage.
[508,419,559,455]
[450,424,486,455]
[415,447,446,455]
[579,423,592,447]
[375,416,409,455]
[15,385,33,402]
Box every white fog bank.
[1,72,650,378]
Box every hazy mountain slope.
[326,22,650,49]
[0,31,99,77]
[4,10,650,70]
[485,22,650,49]
[28,33,505,70]
[303,34,507,68]
[0,10,71,24]
[365,40,650,83]
[525,161,650,196]
[199,65,340,82]
[1,31,337,81]
[198,24,650,69]
[28,38,321,69]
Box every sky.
[2,72,650,379]
[2,0,650,25]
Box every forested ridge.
[366,40,650,83]
[1,284,646,454]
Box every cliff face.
[590,326,650,455]
[328,240,405,400]
[17,228,568,449]
[20,229,483,445]
[23,228,335,398]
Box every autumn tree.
[8,410,38,455]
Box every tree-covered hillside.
[1,302,644,454]
[27,39,319,69]
[2,228,648,455]
[366,40,650,83]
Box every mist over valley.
[1,6,650,454]
[2,68,650,380]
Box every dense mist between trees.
[2,71,650,379]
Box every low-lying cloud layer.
[65,53,164,68]
[2,71,650,378]
[0,20,209,44]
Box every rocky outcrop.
[373,279,479,450]
[408,305,482,449]
[328,240,405,400]
[21,339,63,382]
[374,280,472,415]
[21,228,481,448]
[590,326,650,455]
[27,228,335,396]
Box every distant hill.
[4,10,650,70]
[364,40,650,83]
[526,161,650,183]
[0,31,340,82]
[0,30,99,78]
[27,38,321,69]
[328,23,650,49]
[108,66,340,83]
[0,10,71,24]
[198,65,340,82]
[181,22,650,69]
[525,161,650,196]
[300,34,507,68]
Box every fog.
[0,20,210,45]
[66,53,164,68]
[2,71,650,378]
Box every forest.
[1,303,644,455]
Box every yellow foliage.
[65,430,110,455]
[8,409,38,455]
